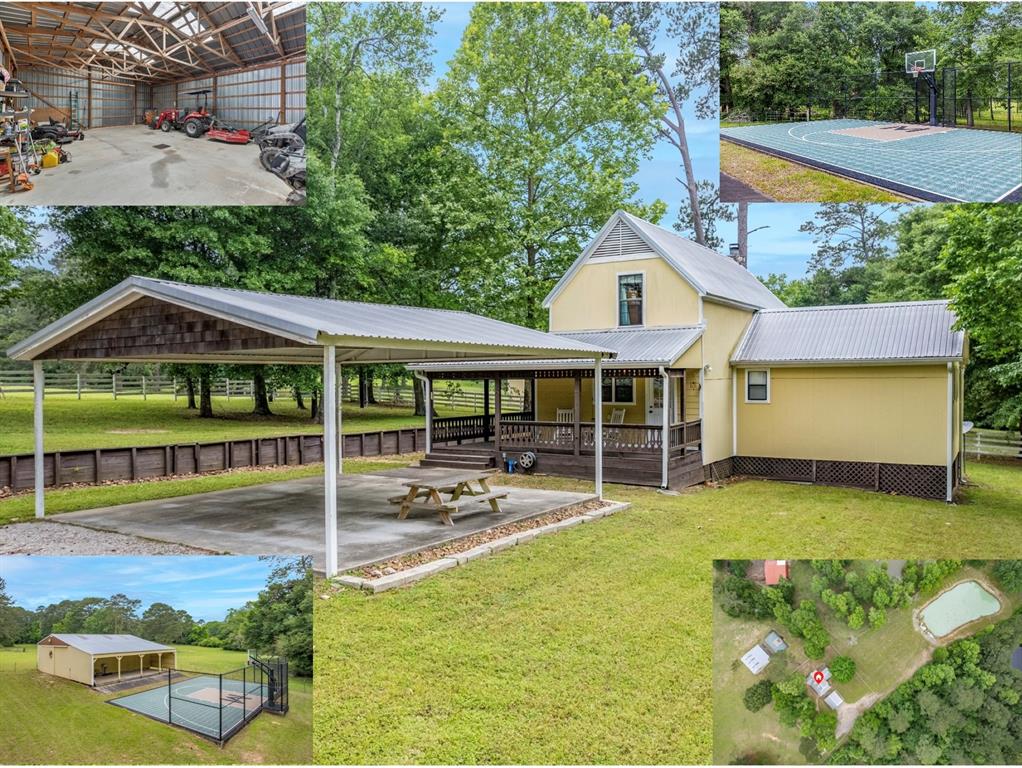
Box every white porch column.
[594,355,604,500]
[323,346,339,577]
[946,362,953,503]
[336,362,343,474]
[423,375,433,454]
[117,656,122,680]
[33,361,45,518]
[660,368,670,489]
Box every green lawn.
[314,460,1022,764]
[720,141,910,202]
[0,643,311,764]
[0,392,474,454]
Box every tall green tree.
[0,577,19,646]
[437,2,664,328]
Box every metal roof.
[732,300,965,365]
[825,690,845,709]
[7,276,614,364]
[740,645,770,674]
[544,211,785,311]
[44,633,175,655]
[408,326,702,372]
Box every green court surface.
[720,118,1022,202]
[109,673,266,743]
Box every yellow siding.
[736,365,949,465]
[536,377,647,423]
[37,645,92,685]
[548,257,700,331]
[700,301,756,464]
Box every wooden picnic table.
[390,469,507,526]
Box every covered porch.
[93,650,175,685]
[421,368,703,489]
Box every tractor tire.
[160,121,171,132]
[183,118,205,138]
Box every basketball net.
[912,67,923,79]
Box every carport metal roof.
[8,276,615,576]
[0,2,305,82]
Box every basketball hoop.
[911,66,923,79]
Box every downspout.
[946,362,953,503]
[659,366,669,489]
[959,362,966,483]
[414,371,432,454]
[732,368,738,457]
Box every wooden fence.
[0,427,426,491]
[965,431,1022,459]
[0,371,524,412]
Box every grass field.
[0,392,478,455]
[0,643,311,764]
[712,561,1022,764]
[720,141,910,202]
[314,460,1022,764]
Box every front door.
[646,377,664,424]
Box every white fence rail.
[0,371,525,412]
[965,431,1022,459]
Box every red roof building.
[764,560,789,585]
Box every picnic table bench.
[389,469,507,526]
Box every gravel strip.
[0,521,212,555]
[349,498,611,578]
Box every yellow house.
[37,633,176,686]
[413,211,966,501]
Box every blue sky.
[424,2,832,279]
[0,556,281,622]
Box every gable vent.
[591,220,652,259]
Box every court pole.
[1008,63,1013,133]
[167,668,172,723]
[219,673,223,742]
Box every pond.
[920,580,1001,638]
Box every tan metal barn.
[37,633,176,686]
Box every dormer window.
[618,273,644,326]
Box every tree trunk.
[367,374,377,405]
[413,377,426,417]
[185,375,197,410]
[294,388,306,410]
[736,202,748,268]
[310,391,319,422]
[358,369,368,409]
[252,369,272,416]
[198,367,213,418]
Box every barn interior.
[0,1,306,205]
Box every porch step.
[420,452,495,470]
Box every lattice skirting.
[703,457,734,482]
[732,455,958,501]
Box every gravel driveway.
[0,521,211,555]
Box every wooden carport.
[7,276,614,576]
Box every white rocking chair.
[555,408,575,443]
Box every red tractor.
[149,89,214,137]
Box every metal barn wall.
[19,66,135,127]
[285,60,306,124]
[17,66,89,122]
[150,82,176,111]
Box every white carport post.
[336,362,343,474]
[594,355,604,500]
[660,367,670,489]
[33,360,45,518]
[323,346,339,577]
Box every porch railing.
[435,417,702,454]
[431,411,533,444]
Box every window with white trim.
[746,370,770,402]
[618,273,644,326]
[601,376,635,404]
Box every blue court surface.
[721,119,1022,202]
[109,673,266,742]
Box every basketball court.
[108,667,274,743]
[721,49,1022,202]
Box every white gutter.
[659,366,669,489]
[946,362,953,503]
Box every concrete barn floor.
[52,468,595,573]
[0,124,292,205]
